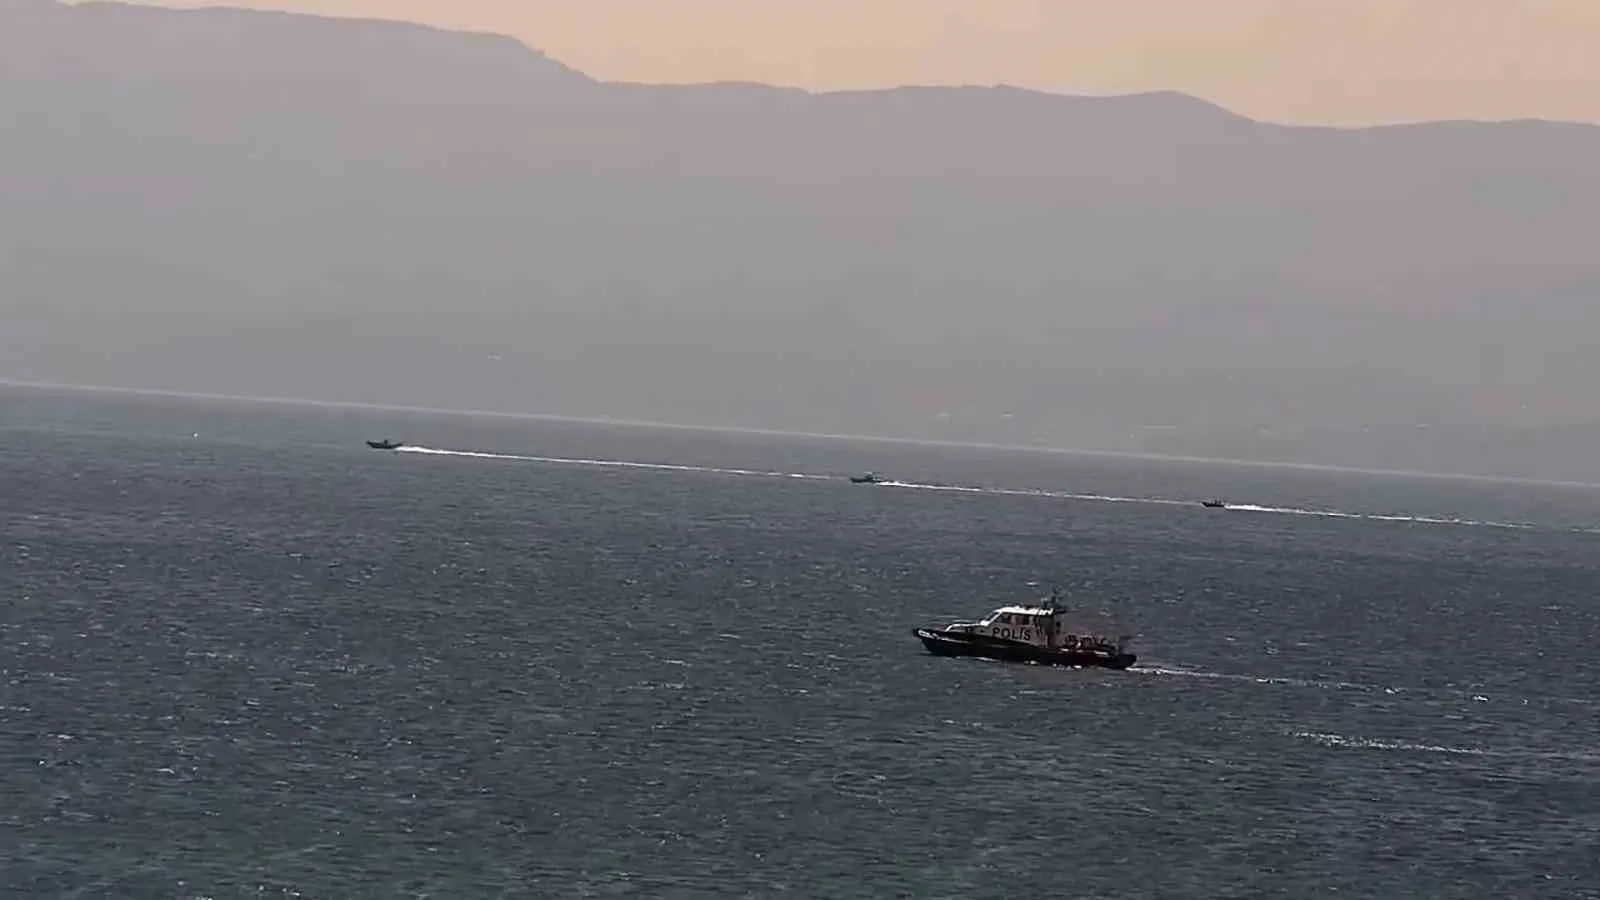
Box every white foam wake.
[1221,502,1530,530]
[1129,665,1378,693]
[1290,730,1600,763]
[397,444,833,482]
[389,445,1564,533]
[1292,731,1488,756]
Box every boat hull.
[912,628,1136,670]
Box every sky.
[127,0,1600,126]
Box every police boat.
[912,589,1137,670]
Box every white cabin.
[941,602,1123,652]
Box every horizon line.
[4,377,1598,491]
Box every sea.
[3,383,1599,899]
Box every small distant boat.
[1201,499,1227,509]
[912,589,1137,670]
[849,472,881,484]
[366,439,404,450]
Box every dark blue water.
[4,385,1600,898]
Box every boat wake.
[1295,731,1491,757]
[391,445,1559,533]
[1129,665,1381,693]
[1130,664,1600,715]
[1290,730,1600,764]
[396,444,837,482]
[1130,669,1600,761]
[1217,502,1528,530]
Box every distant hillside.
[5,1,1600,480]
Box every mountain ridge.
[6,0,1600,480]
[44,1,1593,130]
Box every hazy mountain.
[5,0,1600,480]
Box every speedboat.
[366,439,404,450]
[849,472,881,484]
[1201,499,1226,509]
[912,590,1136,670]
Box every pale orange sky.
[129,0,1600,125]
